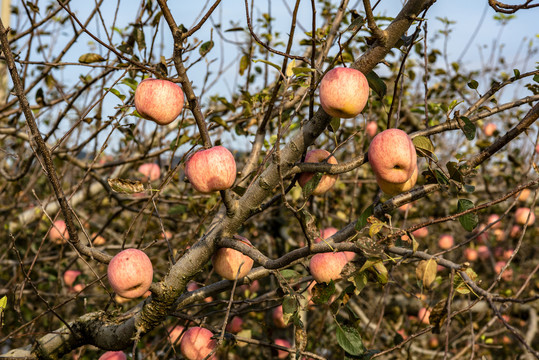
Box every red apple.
[438,234,454,250]
[368,129,417,193]
[274,338,292,359]
[483,123,497,136]
[168,325,185,345]
[474,223,489,243]
[138,163,161,182]
[515,207,535,226]
[464,248,478,262]
[315,227,337,243]
[107,248,153,299]
[477,245,490,260]
[376,165,418,196]
[412,227,429,238]
[298,149,338,196]
[398,203,413,212]
[212,236,254,280]
[226,316,244,333]
[366,121,378,137]
[92,232,106,246]
[309,252,348,284]
[319,67,369,118]
[418,307,430,325]
[98,351,126,360]
[72,283,85,293]
[272,305,289,328]
[63,270,81,287]
[494,261,513,281]
[516,188,531,202]
[509,225,521,239]
[49,220,69,244]
[487,214,501,229]
[493,228,505,242]
[186,281,214,302]
[185,146,237,193]
[134,78,185,125]
[180,327,218,360]
[503,249,514,261]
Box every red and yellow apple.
[180,327,217,360]
[185,146,237,193]
[412,227,429,238]
[418,307,431,325]
[438,234,454,250]
[49,220,69,244]
[464,248,478,262]
[487,214,501,229]
[483,123,497,136]
[366,121,378,137]
[375,165,418,196]
[98,351,126,360]
[515,207,535,226]
[309,252,348,284]
[212,236,254,280]
[63,270,81,288]
[107,248,153,299]
[319,67,369,118]
[298,149,338,196]
[274,338,292,359]
[168,325,185,345]
[272,305,289,328]
[138,163,161,182]
[134,78,185,125]
[225,316,244,333]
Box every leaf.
[239,54,249,76]
[356,204,374,231]
[459,116,476,140]
[467,79,479,90]
[513,69,520,79]
[429,298,448,333]
[107,178,145,194]
[280,269,301,280]
[292,66,316,76]
[104,87,126,102]
[366,71,387,98]
[78,53,105,64]
[415,259,437,289]
[454,267,478,295]
[412,136,435,157]
[368,220,384,238]
[311,281,336,305]
[199,40,214,57]
[0,295,6,326]
[368,261,388,285]
[285,59,296,77]
[252,59,281,72]
[121,78,138,92]
[457,199,478,231]
[533,74,539,83]
[134,26,146,51]
[168,205,186,215]
[281,295,297,325]
[446,161,463,182]
[302,172,322,198]
[336,325,365,356]
[328,117,340,132]
[349,271,368,296]
[434,170,450,186]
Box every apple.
[375,165,418,196]
[516,188,531,202]
[536,143,539,154]
[225,316,244,333]
[418,307,430,325]
[315,227,337,243]
[365,120,378,137]
[138,163,161,182]
[509,225,521,239]
[272,305,289,328]
[98,351,126,360]
[474,223,489,243]
[493,228,505,242]
[412,227,428,238]
[464,248,478,262]
[92,232,106,246]
[319,67,369,118]
[63,270,81,287]
[212,236,254,280]
[180,327,218,360]
[185,146,237,193]
[494,261,513,281]
[134,78,185,125]
[368,129,417,192]
[487,214,501,229]
[168,325,185,345]
[483,123,497,136]
[309,252,348,284]
[298,149,338,196]
[107,248,153,299]
[398,203,413,212]
[49,220,69,244]
[72,283,85,292]
[438,234,454,250]
[503,249,514,261]
[186,281,214,302]
[274,338,292,359]
[477,245,490,260]
[515,207,535,226]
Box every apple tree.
[0,0,538,359]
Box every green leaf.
[104,87,126,102]
[446,161,463,182]
[302,172,322,198]
[457,199,478,231]
[121,78,138,92]
[0,295,6,326]
[366,71,387,98]
[464,184,475,193]
[467,79,479,90]
[279,269,300,280]
[412,136,435,157]
[134,26,146,51]
[434,170,450,186]
[252,59,281,72]
[281,295,297,325]
[78,53,105,64]
[513,69,520,79]
[199,40,214,57]
[292,66,316,76]
[349,271,368,296]
[454,268,478,295]
[336,325,365,356]
[239,55,249,76]
[459,116,476,140]
[533,74,539,83]
[311,281,336,305]
[329,117,340,132]
[356,204,374,230]
[168,204,186,215]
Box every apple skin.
[49,220,69,244]
[483,123,497,136]
[319,67,369,118]
[309,252,348,284]
[464,248,478,262]
[138,163,161,182]
[418,307,431,325]
[477,245,490,260]
[298,149,338,196]
[487,214,501,229]
[107,248,153,299]
[516,188,531,202]
[438,234,454,250]
[412,227,428,238]
[180,327,218,360]
[515,207,535,226]
[274,338,292,359]
[185,146,237,194]
[316,227,357,261]
[366,121,378,137]
[272,305,289,328]
[225,316,244,333]
[368,129,417,186]
[92,232,106,246]
[98,351,126,360]
[212,236,254,280]
[376,165,418,196]
[63,270,81,287]
[186,281,214,302]
[134,78,184,125]
[168,325,185,345]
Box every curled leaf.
[78,53,105,64]
[107,178,145,194]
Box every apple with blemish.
[185,146,237,194]
[212,236,254,280]
[134,78,185,125]
[107,248,153,299]
[298,149,338,196]
[319,67,369,118]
